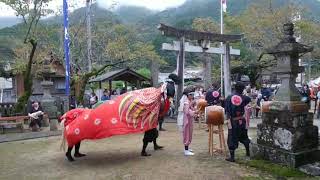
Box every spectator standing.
[90,92,98,108]
[101,90,110,101]
[261,84,271,101]
[255,94,263,118]
[301,84,311,109]
[120,88,127,95]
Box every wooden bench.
[0,116,29,134]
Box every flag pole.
[220,0,224,97]
[63,0,71,105]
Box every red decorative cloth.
[159,98,170,118]
[61,87,167,147]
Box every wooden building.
[10,53,69,112]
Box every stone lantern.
[40,55,59,131]
[251,23,319,167]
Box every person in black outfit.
[141,124,164,156]
[65,105,86,162]
[301,84,311,109]
[261,85,271,101]
[28,101,44,130]
[141,74,179,156]
[256,95,262,118]
[65,142,86,162]
[225,82,251,162]
[141,96,167,156]
[158,80,175,131]
[205,84,221,106]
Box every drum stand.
[208,124,227,157]
[198,112,206,129]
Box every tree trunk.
[74,75,90,104]
[72,61,126,105]
[15,39,37,113]
[203,53,212,90]
[151,60,159,87]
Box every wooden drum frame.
[205,106,227,157]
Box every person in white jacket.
[177,94,187,131]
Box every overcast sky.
[0,0,187,17]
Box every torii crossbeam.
[158,24,242,42]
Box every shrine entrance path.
[0,123,273,180]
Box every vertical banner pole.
[63,0,71,105]
[63,0,70,110]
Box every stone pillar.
[223,43,231,97]
[177,37,185,108]
[203,53,212,90]
[40,81,59,131]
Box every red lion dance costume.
[60,84,171,161]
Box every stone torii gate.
[158,24,242,102]
[162,41,240,90]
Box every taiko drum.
[197,99,208,113]
[205,106,225,126]
[261,101,272,113]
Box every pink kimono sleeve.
[184,102,195,118]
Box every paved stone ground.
[0,128,61,143]
[0,115,318,179]
[0,123,276,180]
[0,125,62,143]
[1,110,319,144]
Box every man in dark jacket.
[205,84,221,106]
[261,84,271,101]
[225,82,251,162]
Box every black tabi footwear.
[225,157,235,162]
[225,150,235,162]
[154,145,164,150]
[159,128,166,131]
[245,145,251,157]
[74,153,86,158]
[66,153,75,162]
[141,151,151,156]
[246,150,250,157]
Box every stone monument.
[251,23,319,167]
[40,56,59,131]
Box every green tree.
[0,0,53,112]
[137,68,151,78]
[71,24,165,103]
[230,2,320,85]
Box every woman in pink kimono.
[182,92,197,156]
